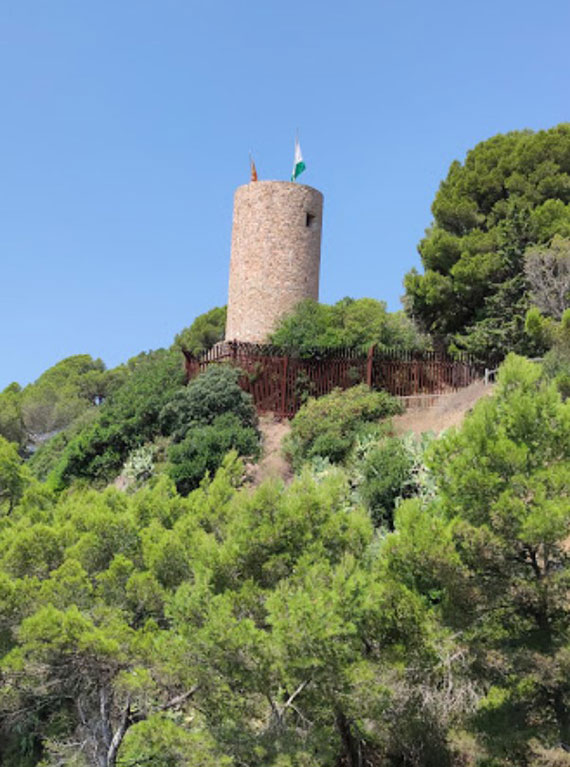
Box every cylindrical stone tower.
[225,180,324,343]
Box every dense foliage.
[0,355,567,767]
[404,124,570,362]
[159,365,257,440]
[353,434,416,528]
[269,297,427,354]
[284,384,403,470]
[0,355,120,452]
[160,366,260,495]
[47,350,186,488]
[0,435,29,512]
[392,354,570,762]
[173,305,227,356]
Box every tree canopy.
[173,306,227,356]
[47,349,186,489]
[0,355,121,453]
[404,124,570,362]
[269,297,427,354]
[0,354,568,766]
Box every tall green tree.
[0,356,122,453]
[386,355,570,763]
[270,298,426,354]
[173,306,227,356]
[0,436,28,513]
[20,355,110,437]
[0,383,26,448]
[404,123,570,362]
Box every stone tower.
[225,180,324,343]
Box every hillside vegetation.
[0,355,568,767]
[0,124,569,767]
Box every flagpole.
[293,129,299,182]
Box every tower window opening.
[306,212,316,228]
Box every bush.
[159,365,257,441]
[269,297,427,355]
[28,408,100,481]
[49,350,185,488]
[160,365,260,495]
[168,414,259,495]
[285,385,403,470]
[124,445,155,484]
[357,436,413,528]
[172,305,227,356]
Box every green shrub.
[161,366,259,495]
[349,431,436,528]
[357,437,413,528]
[285,385,403,470]
[269,297,427,355]
[168,415,259,495]
[49,350,185,488]
[28,408,100,481]
[160,364,257,441]
[172,305,227,356]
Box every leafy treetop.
[269,298,427,355]
[173,306,227,357]
[404,123,570,362]
[0,355,123,453]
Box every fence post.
[366,344,376,388]
[281,355,289,418]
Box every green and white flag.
[291,137,306,181]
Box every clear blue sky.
[1,0,568,389]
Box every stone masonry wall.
[225,181,323,343]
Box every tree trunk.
[553,690,570,749]
[336,709,362,767]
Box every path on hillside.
[392,380,492,436]
[247,415,293,487]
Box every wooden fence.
[183,342,482,419]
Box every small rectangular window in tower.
[306,212,316,228]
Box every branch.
[527,547,543,580]
[106,686,199,766]
[107,697,131,767]
[283,679,311,711]
[100,686,112,748]
[159,685,200,712]
[268,679,312,730]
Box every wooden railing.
[183,342,482,418]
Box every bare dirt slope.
[392,380,493,437]
[247,415,293,486]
